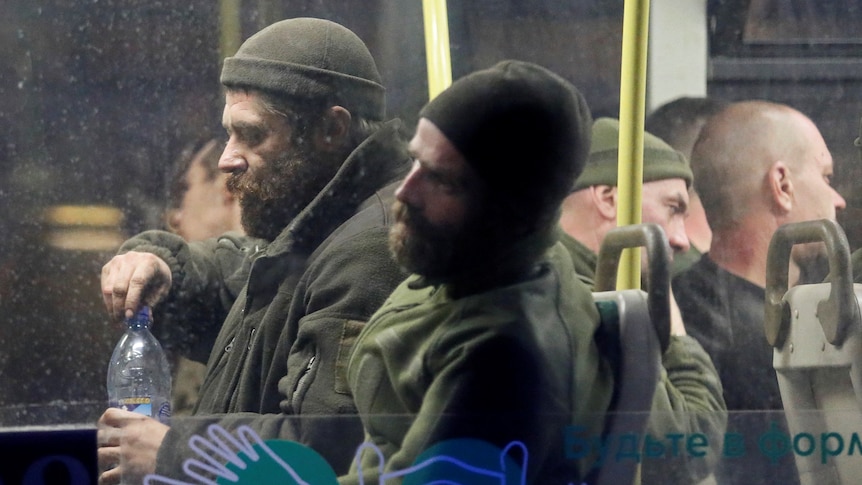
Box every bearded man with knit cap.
[339,60,613,485]
[559,118,726,484]
[98,18,410,483]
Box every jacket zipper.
[292,355,316,405]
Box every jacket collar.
[559,231,598,288]
[263,119,409,258]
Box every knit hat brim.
[571,117,692,192]
[221,57,385,119]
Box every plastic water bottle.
[107,306,172,423]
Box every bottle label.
[117,396,153,417]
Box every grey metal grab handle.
[765,219,859,347]
[595,223,671,352]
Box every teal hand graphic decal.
[144,425,531,485]
[142,424,337,485]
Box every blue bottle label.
[118,397,153,417]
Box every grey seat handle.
[595,223,671,352]
[765,219,859,347]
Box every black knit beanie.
[419,60,592,227]
[221,18,385,120]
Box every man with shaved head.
[673,100,846,484]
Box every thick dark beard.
[390,199,551,294]
[227,148,337,241]
[389,201,472,279]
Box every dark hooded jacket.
[118,120,410,477]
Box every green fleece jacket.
[119,120,411,477]
[559,231,727,484]
[341,242,615,485]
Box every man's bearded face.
[226,142,333,241]
[389,200,482,279]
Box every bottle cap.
[126,306,152,327]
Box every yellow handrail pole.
[422,0,453,100]
[616,0,651,290]
[219,0,242,61]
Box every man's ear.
[590,185,618,221]
[768,160,794,213]
[314,106,352,152]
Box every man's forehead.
[811,148,834,171]
[409,119,465,169]
[643,177,690,194]
[223,90,266,114]
[222,95,285,132]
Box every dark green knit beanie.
[419,60,592,225]
[571,117,692,192]
[221,18,385,120]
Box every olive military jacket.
[559,231,727,484]
[340,242,615,485]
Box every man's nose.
[219,140,247,173]
[394,164,423,208]
[833,187,847,210]
[668,223,691,254]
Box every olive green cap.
[571,117,692,192]
[221,18,385,120]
